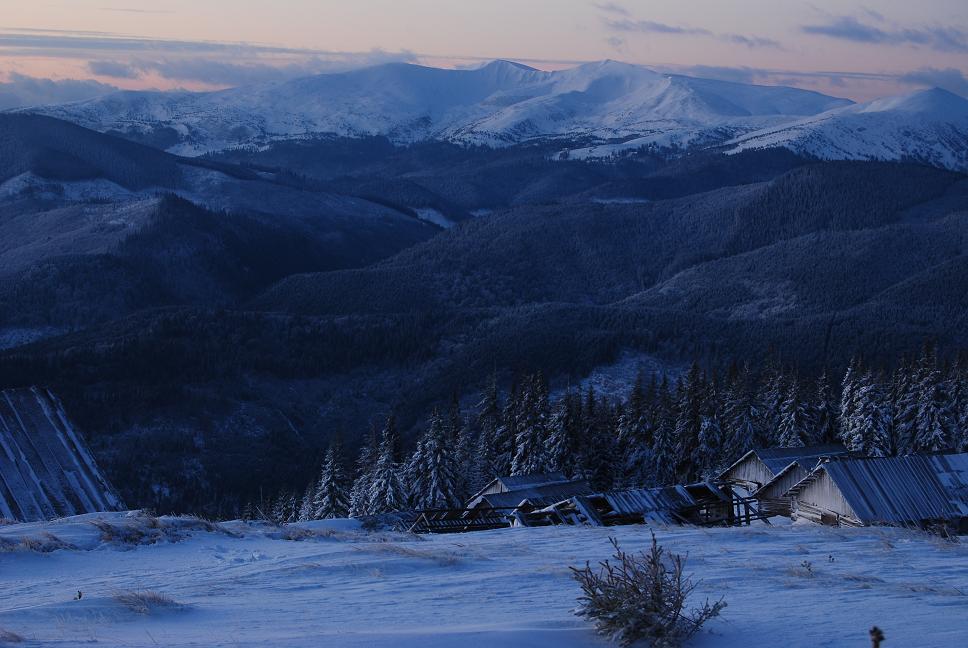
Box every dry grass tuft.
[0,627,24,643]
[355,543,462,566]
[112,590,183,615]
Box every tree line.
[258,343,968,522]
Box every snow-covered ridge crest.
[25,59,852,157]
[727,87,968,171]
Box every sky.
[1,0,967,108]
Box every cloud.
[100,7,175,13]
[606,36,626,52]
[88,59,141,79]
[0,73,118,110]
[676,65,759,84]
[898,67,968,97]
[605,19,710,36]
[592,2,629,16]
[722,34,783,49]
[83,49,419,86]
[604,18,781,49]
[801,16,968,52]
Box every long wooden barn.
[788,453,968,531]
[718,444,849,494]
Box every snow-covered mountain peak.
[727,86,968,170]
[21,59,966,168]
[852,87,968,117]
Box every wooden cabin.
[410,473,593,533]
[718,444,848,494]
[530,482,756,528]
[788,453,968,531]
[753,461,818,518]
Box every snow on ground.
[1,511,966,647]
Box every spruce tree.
[694,415,724,479]
[757,365,786,447]
[844,371,890,457]
[616,371,653,487]
[777,376,814,447]
[367,416,407,514]
[650,376,678,486]
[512,373,552,475]
[814,369,838,445]
[298,481,315,521]
[889,361,917,455]
[673,364,704,483]
[475,374,505,483]
[839,357,861,444]
[406,409,462,510]
[547,390,583,478]
[915,362,953,452]
[312,439,350,519]
[721,363,757,462]
[349,426,380,517]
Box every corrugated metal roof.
[495,473,568,490]
[480,479,594,509]
[0,387,124,521]
[757,444,848,475]
[929,453,968,515]
[718,444,847,481]
[815,453,968,525]
[602,482,727,523]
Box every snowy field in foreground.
[1,512,966,647]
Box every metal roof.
[0,387,124,521]
[718,444,847,481]
[602,482,727,523]
[756,444,848,475]
[798,453,968,525]
[494,473,568,490]
[479,479,594,509]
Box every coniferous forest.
[265,343,968,523]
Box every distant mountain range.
[17,60,968,170]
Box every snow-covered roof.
[0,387,124,521]
[791,453,968,525]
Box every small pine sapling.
[571,533,725,648]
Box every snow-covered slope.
[728,88,968,170]
[29,60,851,156]
[1,512,966,646]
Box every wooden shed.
[718,444,848,494]
[410,473,592,533]
[753,460,821,518]
[530,482,755,528]
[788,453,968,530]
[0,387,124,521]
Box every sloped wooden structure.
[0,387,124,521]
[718,444,848,493]
[788,453,968,531]
[531,482,763,528]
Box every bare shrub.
[571,534,725,648]
[0,627,24,643]
[112,590,182,615]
